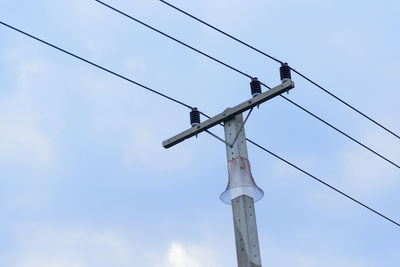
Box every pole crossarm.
[162,80,294,148]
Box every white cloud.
[0,117,53,167]
[383,63,400,82]
[202,0,250,27]
[267,252,367,267]
[158,240,368,267]
[10,227,136,267]
[18,259,85,267]
[5,226,224,267]
[270,156,316,182]
[72,0,106,26]
[339,126,400,196]
[262,239,369,267]
[303,124,400,210]
[0,58,54,168]
[122,120,194,171]
[166,242,203,267]
[16,59,48,92]
[156,242,223,267]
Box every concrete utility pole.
[224,114,261,267]
[162,75,294,267]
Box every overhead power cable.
[159,0,284,65]
[291,69,400,140]
[246,139,400,228]
[0,21,192,110]
[94,0,252,79]
[158,0,400,141]
[1,20,398,228]
[94,1,400,171]
[281,95,400,170]
[197,116,400,228]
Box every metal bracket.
[162,80,294,149]
[230,107,253,148]
[205,130,231,146]
[205,108,253,148]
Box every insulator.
[280,63,291,83]
[250,78,262,97]
[190,108,200,127]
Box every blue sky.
[1,0,399,266]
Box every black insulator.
[250,78,262,97]
[280,63,291,82]
[190,108,200,127]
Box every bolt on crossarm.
[162,66,294,267]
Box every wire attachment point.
[280,63,291,83]
[250,78,262,97]
[190,108,200,127]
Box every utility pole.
[162,65,294,267]
[224,113,262,267]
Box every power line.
[202,118,400,228]
[291,69,400,140]
[0,21,192,110]
[281,95,400,170]
[159,0,284,65]
[95,1,400,171]
[94,0,253,79]
[1,20,398,228]
[246,138,400,228]
[158,0,400,141]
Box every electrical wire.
[291,68,400,140]
[281,95,400,170]
[1,20,398,228]
[158,0,400,141]
[95,0,253,80]
[202,117,400,228]
[159,0,284,65]
[0,21,192,110]
[246,138,400,228]
[95,1,400,171]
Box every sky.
[0,0,399,266]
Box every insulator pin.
[250,78,262,97]
[190,108,200,127]
[280,63,291,83]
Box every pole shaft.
[224,114,262,267]
[232,195,262,267]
